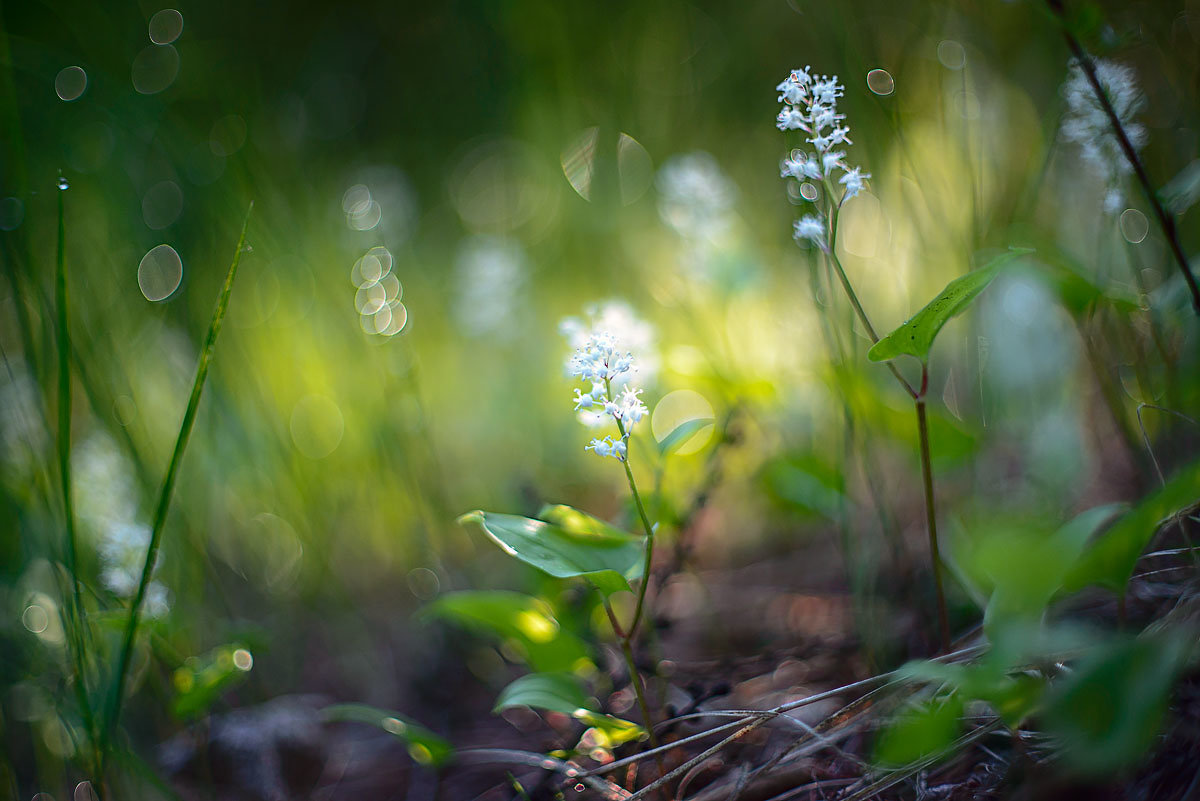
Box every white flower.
[839,166,870,200]
[775,67,871,242]
[565,312,652,461]
[776,106,806,131]
[656,152,738,240]
[618,386,648,426]
[560,301,658,386]
[793,215,826,249]
[1061,58,1146,214]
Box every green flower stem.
[602,378,663,775]
[602,599,662,759]
[822,181,949,651]
[824,184,918,399]
[916,365,950,651]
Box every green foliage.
[1042,634,1192,776]
[873,693,964,768]
[494,672,645,747]
[170,645,253,720]
[322,703,453,766]
[458,507,644,597]
[950,504,1123,636]
[494,671,591,714]
[657,417,715,456]
[868,249,1034,365]
[1063,460,1200,594]
[422,591,592,673]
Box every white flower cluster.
[560,300,659,389]
[74,432,170,617]
[567,331,649,461]
[656,152,738,240]
[1061,58,1146,214]
[775,67,870,250]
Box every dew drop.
[57,175,70,191]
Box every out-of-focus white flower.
[839,166,870,200]
[656,152,738,240]
[75,432,171,617]
[1061,58,1146,214]
[455,235,526,337]
[793,214,826,249]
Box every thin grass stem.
[99,202,253,777]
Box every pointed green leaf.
[494,672,591,715]
[458,509,644,596]
[868,248,1033,364]
[494,673,646,745]
[421,591,591,673]
[656,417,715,456]
[323,703,453,766]
[1063,461,1200,594]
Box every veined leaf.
[458,508,644,596]
[1063,460,1200,594]
[421,591,591,673]
[323,703,453,766]
[868,248,1034,364]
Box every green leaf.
[868,248,1034,364]
[494,672,590,715]
[897,660,1044,728]
[421,591,592,673]
[171,644,254,720]
[494,673,646,746]
[459,508,644,596]
[1063,461,1200,594]
[656,417,715,456]
[575,711,646,748]
[1042,634,1192,776]
[323,703,453,766]
[873,693,964,768]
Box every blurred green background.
[3,0,1200,795]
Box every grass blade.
[55,176,98,761]
[100,201,254,770]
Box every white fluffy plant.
[776,67,870,251]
